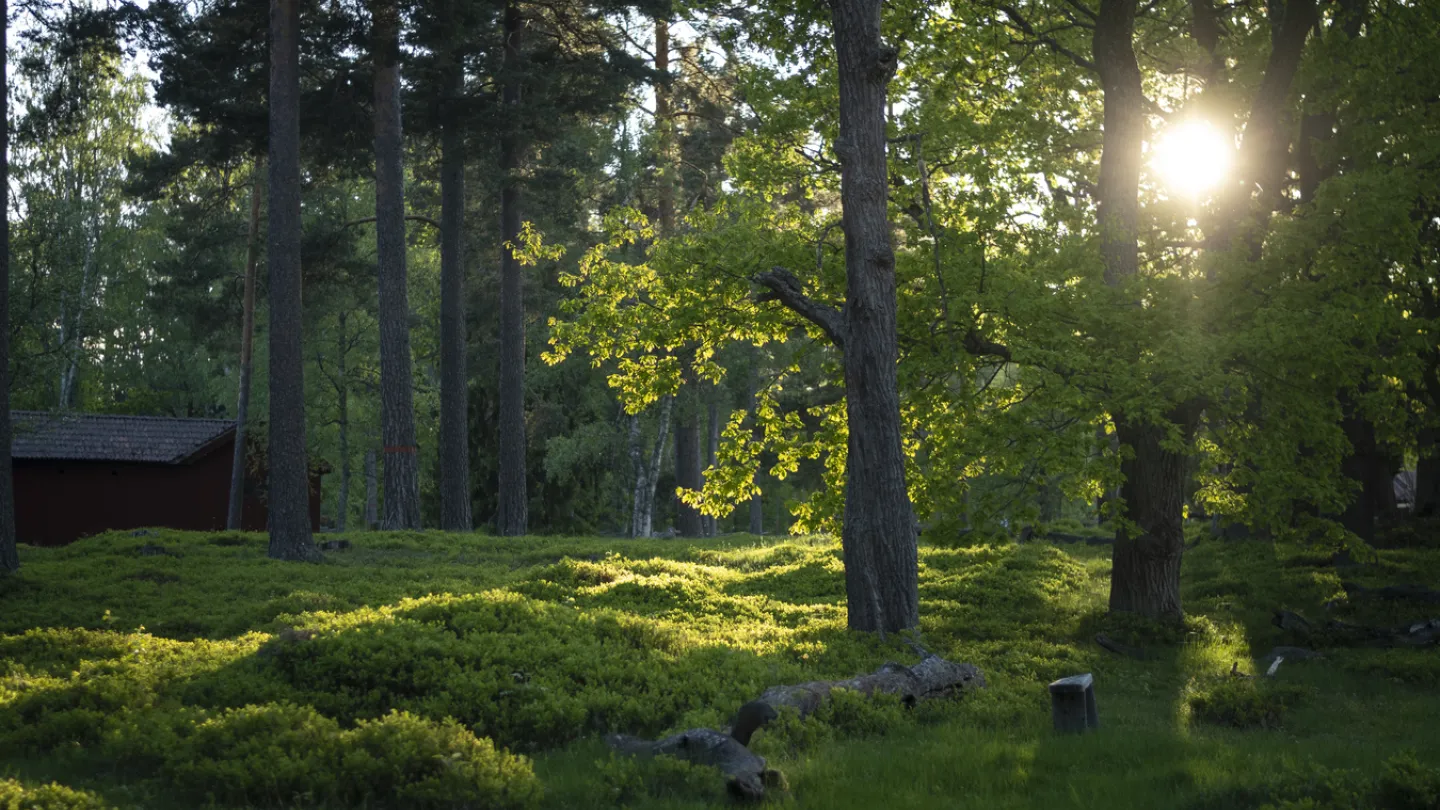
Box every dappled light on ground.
[0,529,1437,808]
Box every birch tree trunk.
[630,396,674,538]
[59,218,100,408]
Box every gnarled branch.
[753,267,847,350]
[963,329,1014,362]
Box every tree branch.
[963,329,1014,362]
[342,214,443,231]
[752,267,847,350]
[996,3,1098,71]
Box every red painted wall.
[14,437,322,546]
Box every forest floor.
[1,526,1438,809]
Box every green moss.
[0,529,1437,809]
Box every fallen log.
[605,729,780,801]
[729,654,986,745]
[606,652,985,800]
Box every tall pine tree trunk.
[372,0,422,530]
[832,0,917,633]
[266,0,319,561]
[653,17,705,539]
[364,448,379,529]
[439,58,472,532]
[0,0,17,574]
[228,160,264,530]
[496,0,528,536]
[335,311,351,531]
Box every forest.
[0,0,1438,807]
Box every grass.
[0,527,1437,809]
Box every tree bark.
[674,384,704,537]
[372,0,422,530]
[1094,0,1143,287]
[1108,409,1197,618]
[228,161,264,530]
[830,0,918,633]
[748,362,764,535]
[439,58,472,532]
[335,311,351,532]
[1093,0,1192,619]
[266,0,319,561]
[496,0,527,536]
[705,395,720,536]
[1208,0,1319,259]
[630,395,674,538]
[1337,396,1382,544]
[628,411,644,536]
[0,0,17,574]
[364,448,379,530]
[654,18,706,540]
[654,17,674,233]
[59,218,100,409]
[748,0,916,630]
[1417,427,1439,518]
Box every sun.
[1151,119,1232,198]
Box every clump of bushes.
[163,704,540,810]
[0,779,114,810]
[1182,675,1312,730]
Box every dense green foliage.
[5,0,1436,554]
[1,529,1438,807]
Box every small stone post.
[1049,672,1099,733]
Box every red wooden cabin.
[11,411,322,546]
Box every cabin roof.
[11,411,235,465]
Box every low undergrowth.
[0,526,1436,808]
